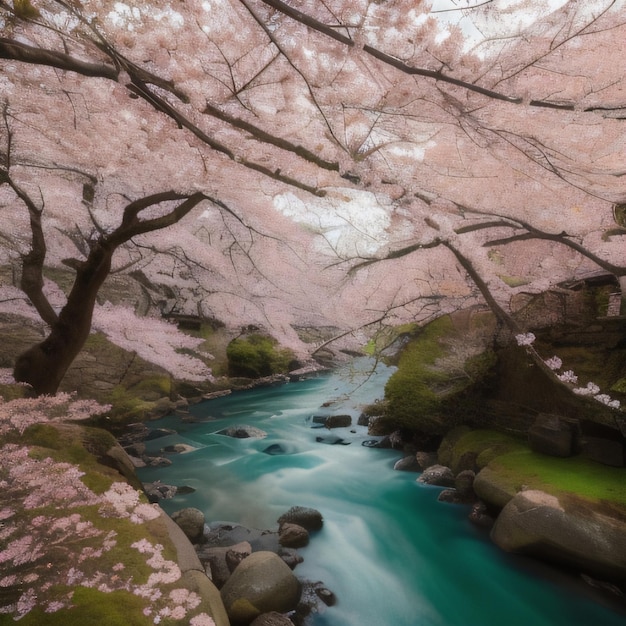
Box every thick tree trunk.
[13,242,113,395]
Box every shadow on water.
[137,359,626,626]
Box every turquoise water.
[137,359,625,626]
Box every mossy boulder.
[227,334,296,379]
[382,311,497,435]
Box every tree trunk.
[13,242,113,395]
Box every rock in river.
[220,551,301,624]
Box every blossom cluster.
[92,303,214,382]
[515,332,536,346]
[0,391,111,435]
[0,392,218,623]
[542,357,621,409]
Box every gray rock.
[144,481,178,502]
[277,506,324,531]
[171,507,205,543]
[394,455,421,472]
[220,551,301,624]
[417,464,455,487]
[455,469,476,501]
[278,523,309,548]
[324,414,352,428]
[491,490,626,583]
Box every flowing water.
[137,359,625,626]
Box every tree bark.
[13,241,113,395]
[13,192,209,395]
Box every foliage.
[226,334,295,378]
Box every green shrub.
[226,334,294,378]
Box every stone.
[472,466,517,510]
[226,542,253,573]
[417,464,455,488]
[454,469,476,501]
[491,490,626,583]
[171,507,205,543]
[162,443,196,454]
[250,612,294,626]
[393,455,421,472]
[277,506,324,531]
[144,481,178,502]
[220,551,301,624]
[415,451,438,470]
[468,501,495,529]
[528,414,580,457]
[324,414,352,428]
[219,425,267,439]
[278,523,309,548]
[315,435,350,445]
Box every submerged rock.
[219,425,268,438]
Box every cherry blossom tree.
[1,0,625,394]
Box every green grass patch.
[489,449,626,506]
[444,428,526,473]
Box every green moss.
[490,449,626,506]
[382,316,495,433]
[226,334,294,378]
[105,385,159,423]
[15,588,150,626]
[446,429,526,473]
[611,377,626,394]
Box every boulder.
[219,425,267,439]
[491,490,626,583]
[394,455,421,472]
[417,464,455,488]
[472,466,517,510]
[171,507,205,543]
[277,506,323,531]
[220,551,301,624]
[278,523,309,548]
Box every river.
[136,358,625,626]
